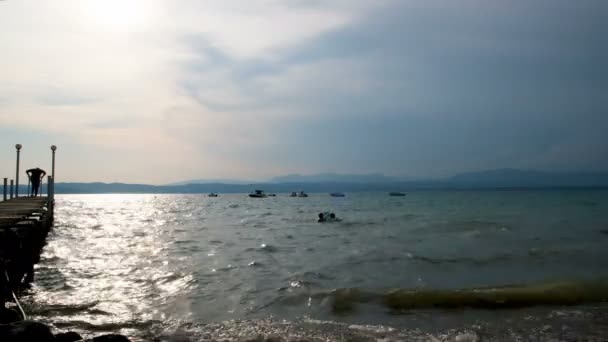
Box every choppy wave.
[28,192,608,340]
[407,252,512,266]
[383,280,608,310]
[28,302,104,316]
[267,280,608,313]
[52,319,157,332]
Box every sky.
[0,0,606,184]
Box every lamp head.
[15,144,22,151]
[51,145,57,152]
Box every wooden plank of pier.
[0,197,49,227]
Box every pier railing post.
[3,178,7,201]
[10,179,14,199]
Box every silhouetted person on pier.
[26,167,46,197]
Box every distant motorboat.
[268,193,276,197]
[298,191,308,197]
[289,192,298,197]
[330,192,345,197]
[389,192,406,196]
[208,193,218,197]
[249,190,267,198]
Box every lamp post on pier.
[51,145,56,181]
[15,144,22,197]
[50,145,57,201]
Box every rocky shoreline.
[0,310,131,341]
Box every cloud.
[171,0,607,177]
[0,0,606,182]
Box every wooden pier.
[0,196,54,306]
[1,145,57,313]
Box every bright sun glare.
[82,0,156,32]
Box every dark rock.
[90,334,132,341]
[55,331,84,342]
[0,320,55,341]
[0,307,21,324]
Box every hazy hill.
[51,181,422,194]
[450,169,608,187]
[166,179,254,186]
[271,173,401,183]
[37,169,608,194]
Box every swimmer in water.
[318,212,341,222]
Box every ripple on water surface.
[24,192,608,340]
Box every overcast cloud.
[0,0,605,183]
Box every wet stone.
[0,320,55,342]
[0,308,21,324]
[55,331,84,342]
[88,334,132,341]
[240,334,264,342]
[453,332,480,342]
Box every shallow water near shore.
[20,191,608,340]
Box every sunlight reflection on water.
[30,195,197,333]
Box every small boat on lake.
[268,193,276,197]
[330,192,345,197]
[298,191,308,197]
[289,192,298,197]
[389,192,406,196]
[249,190,267,198]
[208,193,218,197]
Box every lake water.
[22,191,608,341]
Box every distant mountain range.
[270,173,407,183]
[448,168,608,187]
[34,169,608,194]
[167,179,255,186]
